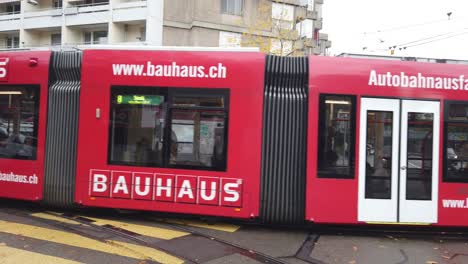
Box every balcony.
[0,12,20,31]
[318,32,328,41]
[65,3,109,26]
[274,0,304,5]
[296,6,317,22]
[113,1,147,23]
[314,18,322,30]
[23,8,62,29]
[312,46,321,55]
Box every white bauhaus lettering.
[113,176,129,194]
[156,178,172,197]
[134,177,151,196]
[93,174,108,192]
[177,180,194,199]
[88,170,242,207]
[223,183,240,202]
[200,181,217,201]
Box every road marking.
[81,216,189,240]
[110,240,183,264]
[0,243,81,264]
[30,213,82,226]
[0,220,182,263]
[156,218,241,233]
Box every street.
[1,200,468,264]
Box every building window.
[84,0,108,5]
[221,0,243,16]
[108,87,229,171]
[139,27,146,42]
[306,0,314,11]
[271,2,294,30]
[53,0,63,8]
[317,95,356,178]
[6,36,19,49]
[6,3,20,14]
[84,31,108,45]
[0,86,39,160]
[297,19,313,38]
[444,101,468,182]
[219,31,241,48]
[51,33,61,46]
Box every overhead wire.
[403,30,468,48]
[363,18,450,35]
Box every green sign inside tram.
[116,95,163,105]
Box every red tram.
[1,47,468,227]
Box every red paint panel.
[221,178,243,207]
[110,171,132,199]
[154,174,175,202]
[175,175,197,204]
[198,177,220,206]
[89,170,111,197]
[132,172,153,200]
[0,51,51,201]
[0,57,10,82]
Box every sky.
[322,0,468,60]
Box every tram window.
[108,87,228,171]
[317,95,356,178]
[108,88,167,167]
[0,86,39,160]
[444,102,468,182]
[169,96,228,171]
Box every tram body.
[307,56,468,227]
[1,48,468,227]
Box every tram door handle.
[400,165,407,171]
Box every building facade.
[0,0,331,55]
[0,0,162,48]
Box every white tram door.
[358,98,439,224]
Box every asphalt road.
[1,200,468,264]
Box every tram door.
[358,98,439,223]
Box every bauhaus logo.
[0,58,9,81]
[89,169,242,207]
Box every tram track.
[0,206,191,264]
[1,202,299,263]
[27,207,295,264]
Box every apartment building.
[0,0,331,55]
[165,0,331,55]
[0,0,162,48]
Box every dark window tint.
[406,112,433,200]
[444,102,468,182]
[317,95,356,178]
[6,3,20,14]
[109,88,167,167]
[0,86,39,160]
[365,111,393,199]
[108,87,229,171]
[169,97,227,170]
